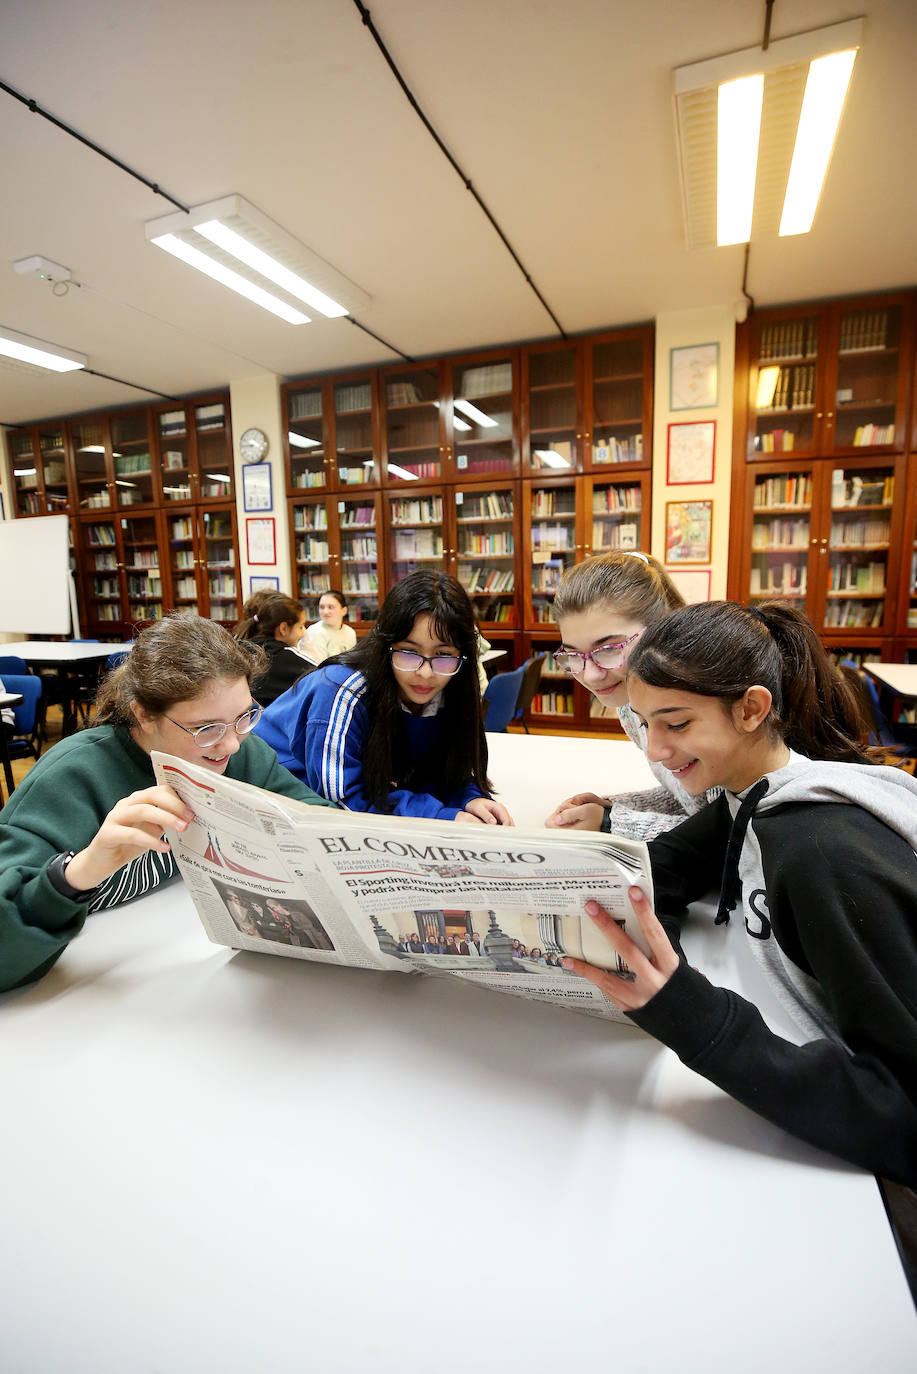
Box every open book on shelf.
[150,753,654,1024]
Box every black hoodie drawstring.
[714,778,770,925]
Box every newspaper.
[151,752,656,1024]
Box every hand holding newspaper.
[151,752,656,1023]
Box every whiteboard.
[0,515,73,634]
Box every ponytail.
[628,600,871,765]
[234,591,303,643]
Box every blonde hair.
[552,551,684,627]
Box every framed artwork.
[242,461,273,512]
[249,574,279,594]
[667,420,716,485]
[245,517,276,566]
[667,568,712,603]
[665,500,713,564]
[670,343,719,411]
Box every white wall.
[228,375,290,602]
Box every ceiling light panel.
[0,327,87,372]
[145,194,370,325]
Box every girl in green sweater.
[0,614,330,993]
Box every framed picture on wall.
[665,500,713,564]
[249,574,279,594]
[245,517,276,566]
[670,343,719,411]
[666,420,716,484]
[666,568,712,603]
[242,461,273,512]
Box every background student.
[544,550,721,839]
[255,570,512,824]
[233,591,316,705]
[304,589,357,664]
[564,599,917,1186]
[0,614,332,993]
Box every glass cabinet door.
[526,481,578,625]
[81,519,122,624]
[166,510,199,611]
[454,485,516,627]
[121,514,164,623]
[338,495,380,625]
[748,466,813,604]
[750,313,820,456]
[199,508,238,622]
[383,367,443,483]
[451,355,515,479]
[158,408,193,503]
[195,402,233,502]
[587,476,645,554]
[832,304,905,450]
[587,333,648,466]
[287,385,327,490]
[39,425,69,513]
[8,431,41,516]
[71,418,111,510]
[333,379,376,488]
[824,462,895,633]
[524,344,578,475]
[291,498,331,614]
[387,488,445,584]
[111,411,155,507]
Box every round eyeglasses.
[553,632,642,676]
[389,648,466,677]
[164,703,263,749]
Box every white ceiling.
[1,0,916,428]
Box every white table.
[0,639,133,733]
[0,736,913,1372]
[865,662,917,707]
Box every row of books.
[763,364,816,411]
[831,473,894,507]
[337,468,372,486]
[394,530,442,558]
[124,549,159,569]
[592,435,643,464]
[592,522,638,551]
[114,453,153,475]
[173,576,197,599]
[531,691,575,716]
[454,454,513,475]
[751,519,809,550]
[824,599,885,628]
[753,475,812,507]
[92,578,119,597]
[851,424,895,446]
[457,492,513,520]
[129,602,165,620]
[91,551,117,570]
[477,601,514,623]
[838,310,890,353]
[159,409,186,437]
[334,383,372,414]
[127,575,161,597]
[592,484,641,513]
[754,429,799,452]
[532,562,564,592]
[390,497,443,523]
[289,391,323,421]
[172,550,196,569]
[293,507,329,531]
[531,492,576,517]
[342,573,378,594]
[87,524,117,546]
[387,381,431,406]
[340,539,376,560]
[759,318,818,361]
[749,564,808,595]
[388,462,440,480]
[828,562,886,593]
[208,575,237,597]
[463,568,514,593]
[341,508,376,527]
[297,538,330,562]
[532,525,572,551]
[458,533,514,555]
[459,362,512,398]
[829,518,890,546]
[292,470,327,489]
[195,404,226,432]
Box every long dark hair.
[333,570,490,810]
[627,600,871,764]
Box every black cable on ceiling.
[1,76,410,365]
[352,0,567,340]
[741,242,755,317]
[0,77,189,211]
[763,0,776,51]
[82,369,179,400]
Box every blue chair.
[483,663,526,733]
[0,655,29,676]
[2,674,43,761]
[512,654,546,734]
[838,661,916,758]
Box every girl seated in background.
[233,590,315,705]
[0,615,332,993]
[565,600,917,1186]
[255,570,513,824]
[304,589,357,664]
[545,550,722,839]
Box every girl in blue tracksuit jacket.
[255,571,513,824]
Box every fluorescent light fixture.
[145,194,370,325]
[534,448,572,470]
[779,49,857,236]
[115,480,139,488]
[387,463,420,481]
[289,432,322,448]
[674,18,863,248]
[79,445,106,453]
[717,75,764,246]
[452,412,473,432]
[15,467,37,476]
[453,399,499,428]
[0,326,86,372]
